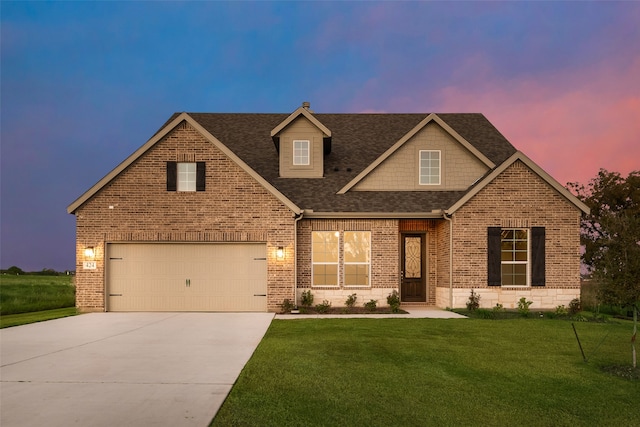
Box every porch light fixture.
[276,246,284,260]
[84,247,95,259]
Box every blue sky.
[1,1,639,272]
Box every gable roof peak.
[270,103,331,137]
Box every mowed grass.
[212,318,639,427]
[0,307,78,328]
[0,274,75,315]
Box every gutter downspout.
[442,210,453,308]
[293,210,305,306]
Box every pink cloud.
[432,57,640,186]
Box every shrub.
[476,308,494,319]
[315,300,332,314]
[466,289,481,311]
[280,299,295,314]
[492,303,505,318]
[345,293,358,308]
[568,298,581,315]
[301,290,314,307]
[387,290,401,313]
[555,305,568,317]
[517,297,533,317]
[364,299,377,312]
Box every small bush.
[555,305,568,317]
[301,290,314,307]
[387,290,401,313]
[517,297,533,317]
[466,289,481,311]
[345,293,358,308]
[315,300,332,314]
[364,299,377,312]
[280,299,295,313]
[568,298,581,316]
[492,303,505,318]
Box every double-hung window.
[293,140,310,165]
[419,150,441,185]
[177,163,196,192]
[488,226,545,287]
[312,231,339,286]
[344,231,371,286]
[166,161,206,192]
[500,229,528,286]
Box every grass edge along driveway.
[212,318,639,427]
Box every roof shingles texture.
[188,112,516,214]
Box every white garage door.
[107,243,267,312]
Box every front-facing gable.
[446,151,590,215]
[338,113,495,194]
[350,120,491,191]
[67,113,301,215]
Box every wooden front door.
[401,234,426,302]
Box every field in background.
[0,274,75,315]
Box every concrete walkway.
[275,306,467,319]
[0,312,274,427]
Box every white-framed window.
[293,140,310,165]
[501,229,529,286]
[419,150,441,185]
[312,231,339,286]
[177,162,196,192]
[344,231,371,287]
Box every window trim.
[343,231,371,288]
[177,162,197,192]
[500,228,530,287]
[311,231,340,287]
[293,140,310,166]
[419,150,441,185]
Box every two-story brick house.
[67,103,589,312]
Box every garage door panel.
[107,243,267,312]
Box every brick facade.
[295,218,400,307]
[437,160,582,309]
[74,121,296,312]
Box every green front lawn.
[0,307,78,328]
[212,318,639,426]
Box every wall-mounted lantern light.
[84,246,95,259]
[276,246,284,260]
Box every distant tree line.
[1,266,74,276]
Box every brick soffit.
[445,151,590,215]
[66,113,302,215]
[336,113,496,195]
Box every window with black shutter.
[487,226,545,287]
[166,161,205,192]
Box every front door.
[401,234,426,302]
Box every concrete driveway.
[0,312,274,427]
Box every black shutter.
[166,161,177,191]
[196,162,206,192]
[531,227,546,286]
[488,227,502,286]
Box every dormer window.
[293,140,310,165]
[419,150,441,185]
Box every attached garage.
[106,243,267,312]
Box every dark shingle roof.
[188,112,516,214]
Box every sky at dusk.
[1,1,639,272]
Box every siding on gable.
[74,120,296,312]
[279,116,324,178]
[353,122,489,191]
[437,160,582,308]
